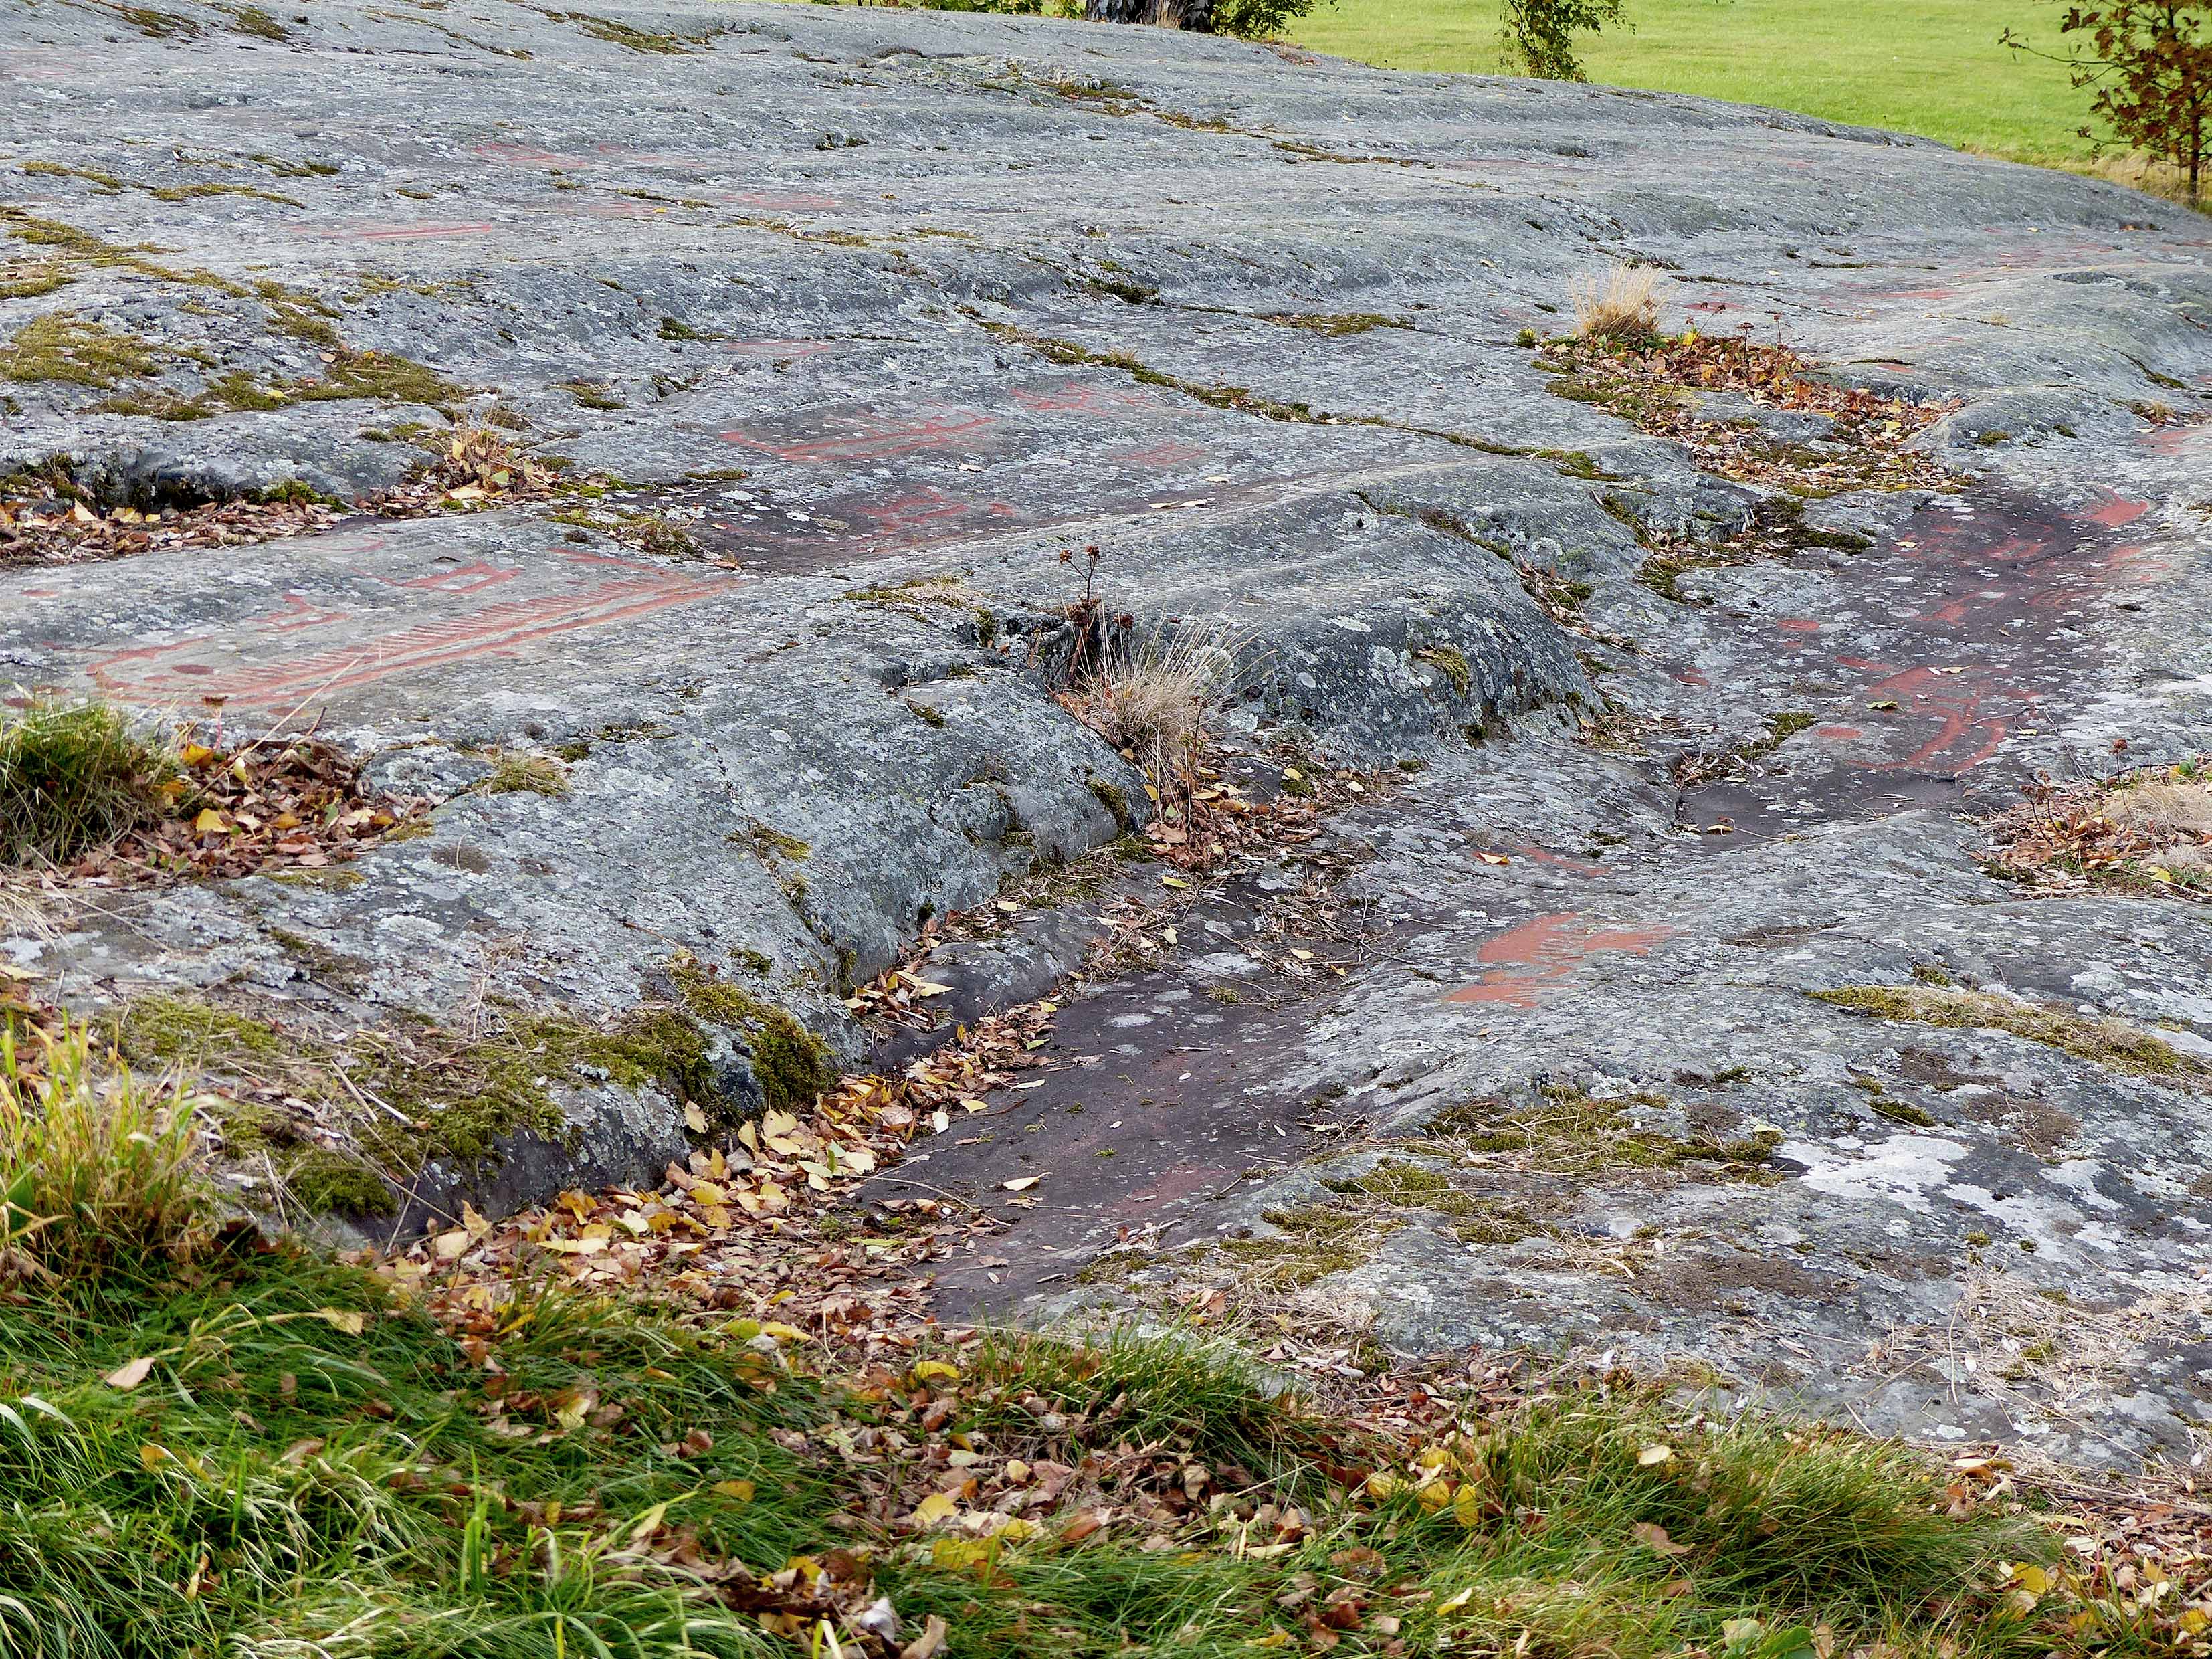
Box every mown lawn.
[1287,0,2097,163]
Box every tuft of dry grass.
[1570,261,1662,341]
[1068,620,1245,815]
[2047,149,2206,212]
[484,749,569,797]
[0,1019,210,1278]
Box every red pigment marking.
[860,488,1015,536]
[721,410,993,464]
[1928,599,1971,625]
[88,553,734,710]
[1108,440,1213,469]
[1862,666,2015,773]
[1815,726,1863,740]
[2143,422,2208,458]
[306,221,496,242]
[1683,300,1732,314]
[1442,912,1674,1009]
[1129,1165,1225,1207]
[471,141,587,168]
[1518,846,1609,878]
[391,560,519,595]
[2104,543,2174,585]
[1676,666,1710,688]
[252,595,353,632]
[1008,381,1171,417]
[1775,618,1821,633]
[2086,494,2150,527]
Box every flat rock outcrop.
[5,0,2212,1466]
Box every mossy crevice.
[1413,644,1474,698]
[1811,985,2207,1083]
[1428,1087,1783,1178]
[668,953,838,1114]
[100,991,785,1189]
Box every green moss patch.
[1811,985,2208,1083]
[1414,644,1474,697]
[102,991,775,1184]
[0,315,163,389]
[1429,1088,1782,1177]
[668,953,837,1114]
[484,751,569,797]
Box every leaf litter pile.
[0,423,567,570]
[1988,757,2212,903]
[0,708,421,888]
[1540,330,1959,494]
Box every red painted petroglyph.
[254,594,353,632]
[1862,666,2017,773]
[472,141,586,168]
[1130,1165,1227,1207]
[1815,726,1863,740]
[722,410,993,464]
[1108,440,1213,469]
[1518,847,1611,878]
[391,560,520,595]
[306,221,496,242]
[860,488,1016,536]
[1775,618,1822,633]
[1443,912,1674,1009]
[2104,543,2174,585]
[1007,381,1171,417]
[87,552,734,710]
[2086,494,2150,527]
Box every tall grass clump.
[0,1021,207,1278]
[1571,260,1662,341]
[0,694,176,867]
[1070,621,1246,817]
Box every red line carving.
[720,410,993,463]
[87,555,734,710]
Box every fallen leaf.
[900,1614,950,1659]
[1001,1176,1040,1192]
[104,1356,157,1390]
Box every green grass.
[1292,0,2100,165]
[0,1019,2161,1657]
[0,697,177,868]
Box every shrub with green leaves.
[1502,0,1629,80]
